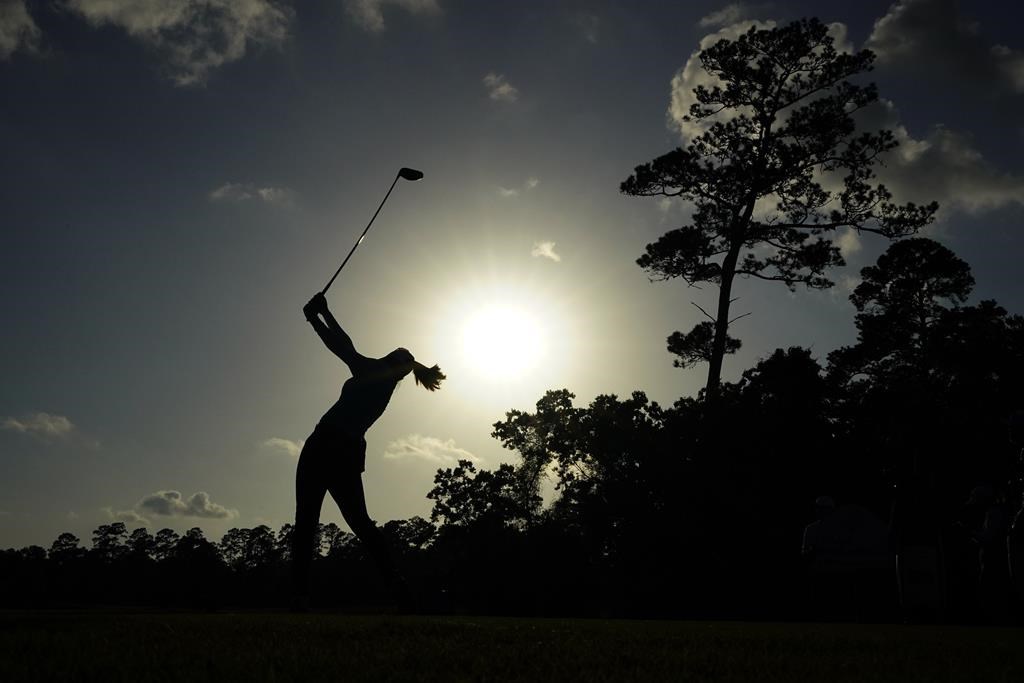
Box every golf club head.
[398,167,424,181]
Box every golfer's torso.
[318,368,398,437]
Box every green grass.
[1,611,1022,682]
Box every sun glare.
[460,305,545,380]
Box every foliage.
[621,18,937,394]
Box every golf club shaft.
[321,172,401,295]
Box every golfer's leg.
[330,473,394,573]
[292,446,328,602]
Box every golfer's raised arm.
[303,294,369,373]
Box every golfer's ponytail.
[412,361,446,391]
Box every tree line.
[4,235,1023,619]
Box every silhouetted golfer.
[292,292,445,610]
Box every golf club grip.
[321,173,401,295]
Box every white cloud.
[383,434,480,464]
[669,19,852,141]
[1,412,75,440]
[483,72,519,102]
[209,182,295,206]
[668,20,775,140]
[853,99,1024,215]
[531,241,562,262]
[64,0,293,86]
[497,177,539,198]
[0,0,40,59]
[835,228,863,258]
[103,507,151,526]
[344,0,440,33]
[698,4,748,28]
[867,0,1024,94]
[137,490,238,519]
[666,15,1024,218]
[262,436,304,458]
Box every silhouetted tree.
[319,522,356,558]
[126,527,155,561]
[621,18,936,396]
[220,527,249,571]
[428,460,541,530]
[244,524,281,568]
[152,528,179,562]
[383,517,435,553]
[829,237,974,385]
[91,522,127,562]
[48,532,84,564]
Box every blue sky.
[2,0,1024,548]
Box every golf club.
[320,167,424,294]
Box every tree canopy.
[622,18,937,394]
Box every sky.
[2,0,1024,549]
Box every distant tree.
[491,389,672,522]
[126,528,156,561]
[383,516,435,553]
[490,390,681,587]
[829,237,974,384]
[172,527,221,565]
[274,523,294,562]
[244,525,280,568]
[91,523,128,562]
[621,18,936,396]
[152,528,179,562]
[428,460,541,530]
[829,238,1024,490]
[19,546,47,562]
[48,532,84,564]
[220,527,249,570]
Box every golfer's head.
[384,348,415,377]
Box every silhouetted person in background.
[292,293,445,611]
[960,484,1011,623]
[1006,410,1024,617]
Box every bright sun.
[460,305,546,380]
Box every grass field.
[2,610,1023,682]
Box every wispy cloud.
[571,12,599,44]
[1,412,75,440]
[0,0,40,59]
[262,437,304,458]
[483,72,519,102]
[65,0,293,86]
[137,490,238,519]
[531,241,562,263]
[856,100,1024,215]
[698,4,748,28]
[867,0,1024,95]
[102,507,151,526]
[834,228,862,258]
[344,0,440,33]
[839,275,862,294]
[497,176,540,198]
[209,182,295,206]
[383,434,480,464]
